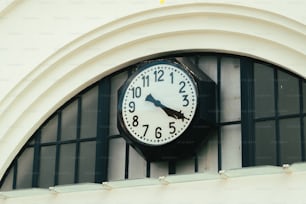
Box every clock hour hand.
[145,94,189,121]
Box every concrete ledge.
[2,163,306,201]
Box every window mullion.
[12,160,18,189]
[274,69,280,165]
[95,76,111,183]
[74,97,82,183]
[124,143,130,179]
[240,57,255,167]
[217,55,222,171]
[32,131,41,187]
[54,112,62,185]
[299,80,305,161]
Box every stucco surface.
[0,0,305,190]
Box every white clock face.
[120,62,197,146]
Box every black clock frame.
[117,58,216,161]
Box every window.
[1,53,305,190]
[0,79,111,190]
[242,61,305,166]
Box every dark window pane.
[39,146,56,188]
[81,86,98,139]
[79,141,96,182]
[41,116,58,143]
[61,101,78,141]
[278,71,299,115]
[255,121,276,165]
[58,144,76,185]
[0,166,14,191]
[16,148,34,189]
[108,138,126,180]
[220,57,241,122]
[254,63,275,118]
[279,118,301,164]
[28,136,35,145]
[198,56,218,82]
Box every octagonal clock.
[117,58,216,161]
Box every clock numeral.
[132,87,141,98]
[179,81,186,93]
[142,75,149,87]
[169,122,176,134]
[132,115,139,127]
[154,70,164,82]
[129,101,135,113]
[155,127,162,139]
[170,72,174,84]
[182,94,189,107]
[142,124,149,137]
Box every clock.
[118,59,216,161]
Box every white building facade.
[0,0,305,203]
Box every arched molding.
[0,0,20,17]
[0,2,305,179]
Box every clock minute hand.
[145,94,189,121]
[161,107,190,121]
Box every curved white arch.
[0,0,20,17]
[0,2,305,179]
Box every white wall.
[0,0,305,203]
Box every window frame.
[1,53,305,190]
[241,58,306,167]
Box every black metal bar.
[32,131,41,187]
[299,80,305,161]
[220,120,241,126]
[108,135,123,139]
[240,57,255,167]
[124,143,130,179]
[38,137,97,147]
[123,70,133,179]
[146,161,151,177]
[254,113,306,122]
[274,69,281,165]
[54,112,62,185]
[74,97,82,183]
[194,154,198,173]
[95,77,111,183]
[217,55,222,171]
[168,160,176,175]
[193,55,200,173]
[12,161,17,189]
